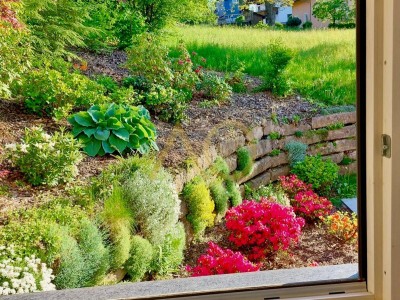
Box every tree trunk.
[264,2,276,25]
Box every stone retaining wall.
[172,111,357,192]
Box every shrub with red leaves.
[279,174,311,197]
[0,0,22,29]
[292,190,333,221]
[225,198,305,261]
[186,242,261,276]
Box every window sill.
[3,264,362,300]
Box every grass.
[168,25,356,106]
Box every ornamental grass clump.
[225,199,305,261]
[5,126,83,186]
[186,242,260,277]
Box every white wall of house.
[276,6,292,24]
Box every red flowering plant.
[278,175,311,198]
[186,242,261,277]
[225,198,305,261]
[292,190,333,222]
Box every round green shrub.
[121,157,181,245]
[209,179,229,214]
[182,176,215,236]
[286,16,302,27]
[292,155,339,194]
[225,178,242,207]
[234,147,253,178]
[125,236,153,282]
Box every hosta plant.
[68,103,158,156]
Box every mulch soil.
[0,50,358,272]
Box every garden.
[0,0,358,296]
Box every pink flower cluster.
[292,190,333,221]
[279,175,311,197]
[225,199,305,261]
[186,242,260,276]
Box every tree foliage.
[312,0,355,25]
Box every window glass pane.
[0,0,363,298]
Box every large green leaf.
[71,124,85,137]
[97,146,106,157]
[112,128,130,142]
[74,112,95,127]
[102,140,114,154]
[88,110,104,123]
[84,139,102,157]
[136,124,149,138]
[94,128,110,141]
[127,134,140,149]
[123,123,134,134]
[107,117,123,130]
[77,133,91,144]
[105,103,117,118]
[109,134,128,153]
[83,128,96,137]
[150,140,159,151]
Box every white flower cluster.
[0,245,56,296]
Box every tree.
[243,0,294,26]
[312,0,355,26]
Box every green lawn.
[168,25,356,106]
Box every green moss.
[269,149,281,157]
[326,122,344,130]
[125,236,153,282]
[209,179,229,214]
[269,131,282,140]
[182,176,215,236]
[234,147,254,178]
[294,130,303,137]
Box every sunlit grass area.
[168,25,356,106]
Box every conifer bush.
[125,236,153,282]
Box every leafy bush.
[285,140,307,166]
[0,27,32,99]
[254,21,270,29]
[6,127,83,186]
[0,245,56,295]
[198,73,232,105]
[260,41,292,96]
[122,76,151,92]
[19,0,92,56]
[225,199,305,261]
[113,3,146,49]
[186,242,260,277]
[292,190,333,221]
[321,211,358,244]
[225,178,242,207]
[286,16,302,27]
[234,147,254,178]
[125,236,153,282]
[100,186,133,269]
[182,176,215,236]
[274,22,284,29]
[126,33,172,85]
[209,179,229,215]
[151,222,186,278]
[303,21,313,29]
[244,184,290,206]
[143,84,188,123]
[279,174,312,198]
[94,75,119,94]
[269,149,281,157]
[225,64,247,93]
[292,155,339,194]
[68,103,158,157]
[19,67,108,118]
